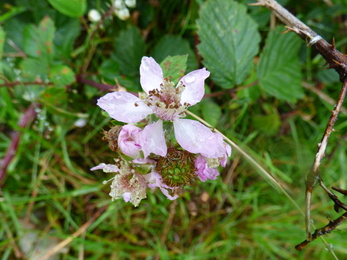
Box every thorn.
[281,29,292,34]
[332,59,342,65]
[331,38,335,49]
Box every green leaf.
[54,17,80,60]
[257,26,304,102]
[49,65,75,87]
[99,59,138,91]
[99,59,121,81]
[3,18,26,53]
[20,58,49,82]
[252,113,281,136]
[197,0,260,88]
[151,35,198,72]
[201,99,222,127]
[112,26,146,77]
[48,0,86,17]
[160,55,187,83]
[22,17,55,65]
[0,26,5,75]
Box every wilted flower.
[92,160,147,207]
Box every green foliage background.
[1,0,347,259]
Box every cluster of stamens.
[144,78,188,121]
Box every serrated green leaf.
[201,99,222,127]
[99,59,120,80]
[20,58,49,82]
[54,17,80,60]
[99,59,138,91]
[3,18,26,53]
[22,17,55,65]
[160,55,187,83]
[197,0,260,88]
[112,26,146,77]
[48,0,86,17]
[257,26,304,102]
[49,65,75,87]
[151,35,198,72]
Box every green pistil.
[156,149,197,187]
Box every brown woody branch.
[253,0,347,248]
[295,212,347,251]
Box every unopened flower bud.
[88,9,101,22]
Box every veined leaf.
[160,55,187,83]
[151,35,198,72]
[23,17,55,65]
[257,26,304,102]
[112,26,146,77]
[197,0,260,88]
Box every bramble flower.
[97,57,226,159]
[92,56,232,207]
[92,160,147,207]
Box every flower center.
[155,148,197,187]
[145,78,187,121]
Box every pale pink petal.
[173,119,225,158]
[140,57,164,93]
[122,192,131,202]
[179,68,210,106]
[132,158,156,164]
[194,155,219,182]
[118,125,142,158]
[144,171,179,200]
[159,187,179,200]
[221,143,232,167]
[91,163,119,172]
[97,92,152,123]
[139,120,167,157]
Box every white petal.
[139,120,167,157]
[97,92,152,123]
[179,68,210,106]
[174,119,225,158]
[140,57,164,93]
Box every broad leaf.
[22,17,55,65]
[49,65,75,87]
[54,17,80,60]
[151,35,198,72]
[201,99,222,127]
[20,58,49,82]
[160,55,187,83]
[112,26,146,77]
[197,0,260,88]
[257,26,304,102]
[48,0,86,17]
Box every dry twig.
[253,0,347,248]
